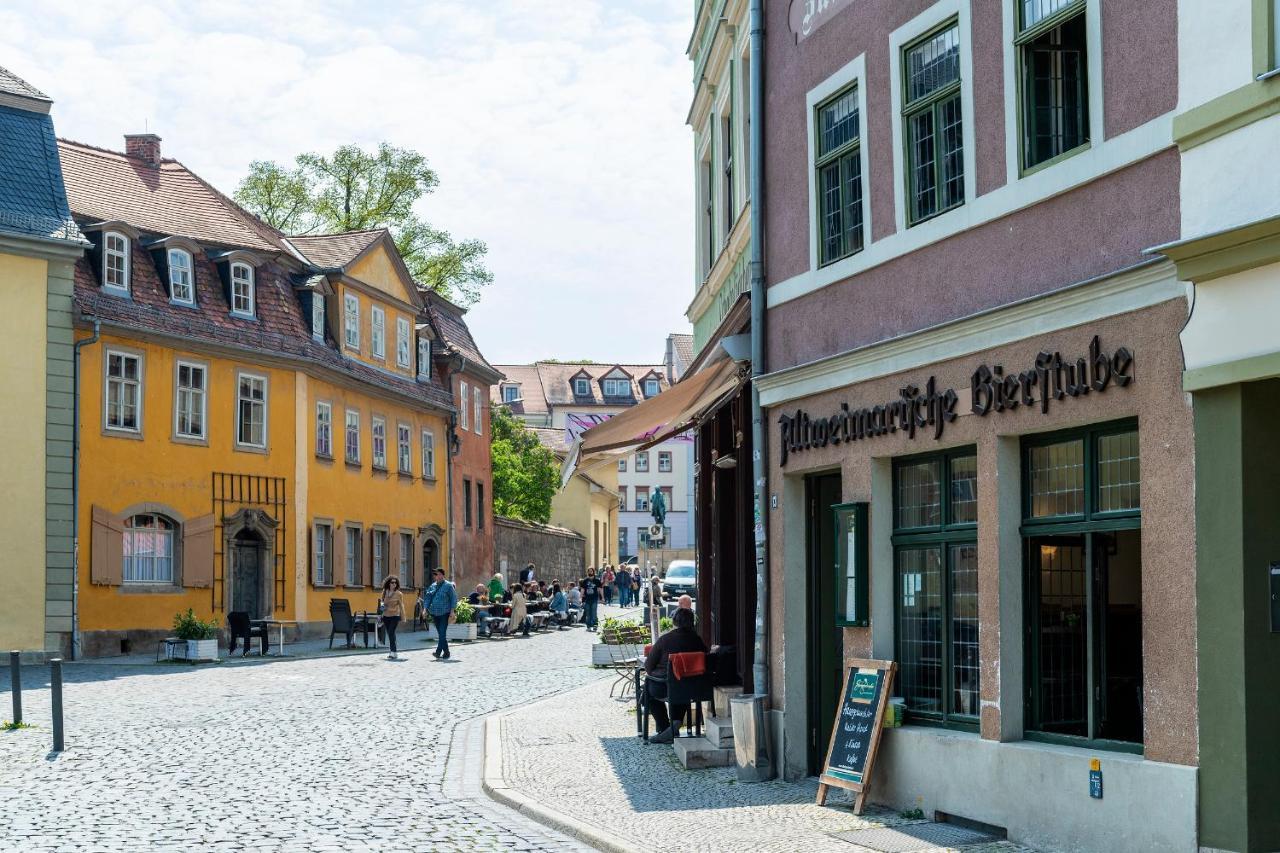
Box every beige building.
[531,428,619,570]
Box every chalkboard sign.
[816,658,897,813]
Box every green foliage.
[659,616,674,633]
[898,808,925,821]
[234,143,493,306]
[490,405,558,524]
[172,609,220,641]
[599,617,650,645]
[453,601,475,624]
[3,721,34,731]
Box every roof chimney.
[124,133,162,166]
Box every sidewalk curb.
[481,710,644,853]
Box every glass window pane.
[905,25,960,104]
[1097,430,1140,512]
[818,87,859,157]
[938,95,965,209]
[896,459,941,528]
[1028,439,1084,517]
[841,152,863,255]
[950,454,978,524]
[1021,0,1079,29]
[909,110,937,221]
[1023,14,1088,168]
[819,161,843,264]
[1097,529,1143,743]
[897,547,943,714]
[950,543,980,716]
[1032,537,1088,736]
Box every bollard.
[8,651,20,726]
[50,658,63,753]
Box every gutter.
[71,314,100,661]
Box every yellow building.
[0,69,85,659]
[530,428,619,568]
[61,135,453,654]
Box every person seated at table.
[677,594,693,611]
[509,584,531,636]
[473,594,494,637]
[548,583,568,626]
[468,584,486,605]
[643,607,708,744]
[566,581,582,623]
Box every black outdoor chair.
[328,598,372,649]
[227,611,269,657]
[641,654,713,742]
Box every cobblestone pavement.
[0,620,615,852]
[495,678,1043,853]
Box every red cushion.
[670,651,706,680]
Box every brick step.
[674,735,735,769]
[704,715,734,749]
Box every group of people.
[376,566,456,662]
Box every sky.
[0,0,695,366]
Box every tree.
[490,405,559,524]
[234,143,493,306]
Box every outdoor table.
[257,619,299,657]
[354,612,384,648]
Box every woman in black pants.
[380,576,405,660]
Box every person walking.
[424,568,458,659]
[602,565,616,606]
[615,566,632,607]
[380,576,405,661]
[579,567,602,631]
[510,583,530,637]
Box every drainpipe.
[748,0,768,702]
[446,407,458,581]
[71,315,101,661]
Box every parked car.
[660,560,697,600]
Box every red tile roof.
[288,229,385,269]
[424,290,497,379]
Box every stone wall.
[493,516,584,587]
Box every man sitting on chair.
[643,607,707,744]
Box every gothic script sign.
[789,0,857,41]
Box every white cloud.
[0,0,694,365]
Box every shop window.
[123,514,176,584]
[1022,420,1143,750]
[892,447,979,726]
[815,84,864,264]
[902,22,965,225]
[1017,0,1089,171]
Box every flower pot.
[185,639,219,662]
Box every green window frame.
[1021,418,1144,754]
[814,85,864,265]
[892,447,979,728]
[834,502,869,627]
[901,21,965,226]
[1016,0,1090,173]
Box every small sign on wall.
[1269,562,1280,633]
[1089,758,1103,799]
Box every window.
[903,23,965,225]
[344,293,360,349]
[635,452,650,473]
[658,451,672,473]
[618,527,629,556]
[474,392,482,435]
[345,410,361,464]
[311,294,325,340]
[371,529,388,587]
[1023,421,1142,748]
[574,378,590,396]
[618,458,627,473]
[395,317,411,368]
[315,402,332,457]
[421,430,436,479]
[477,482,485,529]
[398,532,412,584]
[397,423,412,474]
[105,350,141,432]
[635,488,649,512]
[502,385,520,403]
[815,85,865,264]
[230,263,255,317]
[464,479,473,528]
[168,249,193,304]
[603,378,630,397]
[371,416,387,469]
[644,379,660,397]
[103,232,129,293]
[722,113,734,239]
[660,486,674,511]
[1018,0,1088,171]
[313,522,332,586]
[701,157,714,277]
[236,374,267,448]
[418,336,430,379]
[371,306,386,359]
[618,486,627,510]
[345,526,361,586]
[741,55,752,199]
[460,382,470,431]
[893,448,979,726]
[638,528,651,548]
[174,361,206,440]
[122,514,175,584]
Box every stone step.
[712,684,743,717]
[674,736,735,769]
[704,715,735,749]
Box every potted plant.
[593,617,650,666]
[428,601,478,642]
[172,609,220,662]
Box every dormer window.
[168,248,193,304]
[418,336,430,379]
[603,378,630,397]
[644,379,660,397]
[502,384,520,403]
[230,262,254,317]
[103,232,129,294]
[311,293,325,341]
[574,378,590,396]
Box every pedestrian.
[510,583,530,637]
[579,567,602,631]
[488,572,505,602]
[616,566,632,607]
[602,565,616,606]
[520,562,536,584]
[424,567,458,660]
[380,576,405,661]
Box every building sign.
[789,0,857,41]
[778,336,1134,466]
[816,659,897,814]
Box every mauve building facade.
[750,1,1200,849]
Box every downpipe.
[71,315,101,661]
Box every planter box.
[185,638,219,662]
[426,623,478,642]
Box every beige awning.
[561,357,745,485]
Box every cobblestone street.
[0,625,609,852]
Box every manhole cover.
[832,822,997,852]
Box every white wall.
[1178,0,1255,110]
[1181,113,1280,237]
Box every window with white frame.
[635,488,649,512]
[473,392,482,435]
[313,522,332,586]
[372,416,387,469]
[635,451,650,473]
[815,85,865,263]
[123,514,175,583]
[603,378,630,397]
[344,293,360,349]
[460,381,470,431]
[397,423,412,474]
[168,249,194,304]
[230,262,255,317]
[174,361,206,440]
[236,373,267,448]
[105,350,141,432]
[396,317,411,368]
[371,306,386,359]
[345,526,361,585]
[311,294,325,340]
[573,378,590,396]
[502,384,520,403]
[316,401,332,457]
[345,410,360,463]
[418,336,430,379]
[371,529,388,587]
[618,486,627,510]
[700,154,713,277]
[722,112,734,240]
[658,451,672,473]
[103,232,129,293]
[1017,0,1089,171]
[422,429,436,478]
[903,22,965,225]
[644,378,660,397]
[618,458,627,473]
[398,532,412,584]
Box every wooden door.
[231,542,263,618]
[806,472,844,775]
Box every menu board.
[816,659,897,813]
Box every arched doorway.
[423,538,439,579]
[231,529,265,618]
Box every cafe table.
[354,612,385,648]
[257,619,299,657]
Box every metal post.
[8,651,20,726]
[50,658,63,753]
